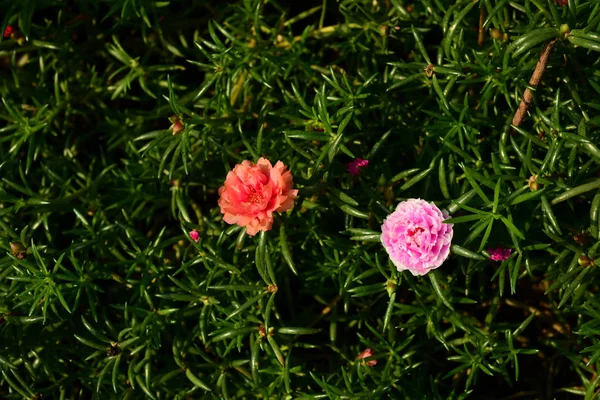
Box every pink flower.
[357,348,377,366]
[381,199,453,276]
[347,158,369,176]
[488,247,512,261]
[218,157,298,236]
[189,230,200,243]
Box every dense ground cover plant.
[2,0,600,398]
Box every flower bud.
[578,255,593,267]
[490,29,504,40]
[172,120,184,135]
[528,175,542,191]
[266,284,278,293]
[424,64,434,78]
[10,242,26,259]
[258,324,267,337]
[10,242,24,253]
[386,279,397,297]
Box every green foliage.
[1,0,600,398]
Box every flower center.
[407,227,424,246]
[247,186,264,204]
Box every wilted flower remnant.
[347,158,369,176]
[381,199,453,276]
[218,158,298,236]
[488,247,512,262]
[357,348,377,366]
[189,230,200,243]
[3,26,14,38]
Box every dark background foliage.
[1,0,600,398]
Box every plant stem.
[478,8,486,47]
[319,0,327,29]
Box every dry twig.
[512,38,558,127]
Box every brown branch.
[511,38,558,127]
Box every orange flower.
[218,158,298,236]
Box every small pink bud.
[172,121,184,135]
[189,230,200,243]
